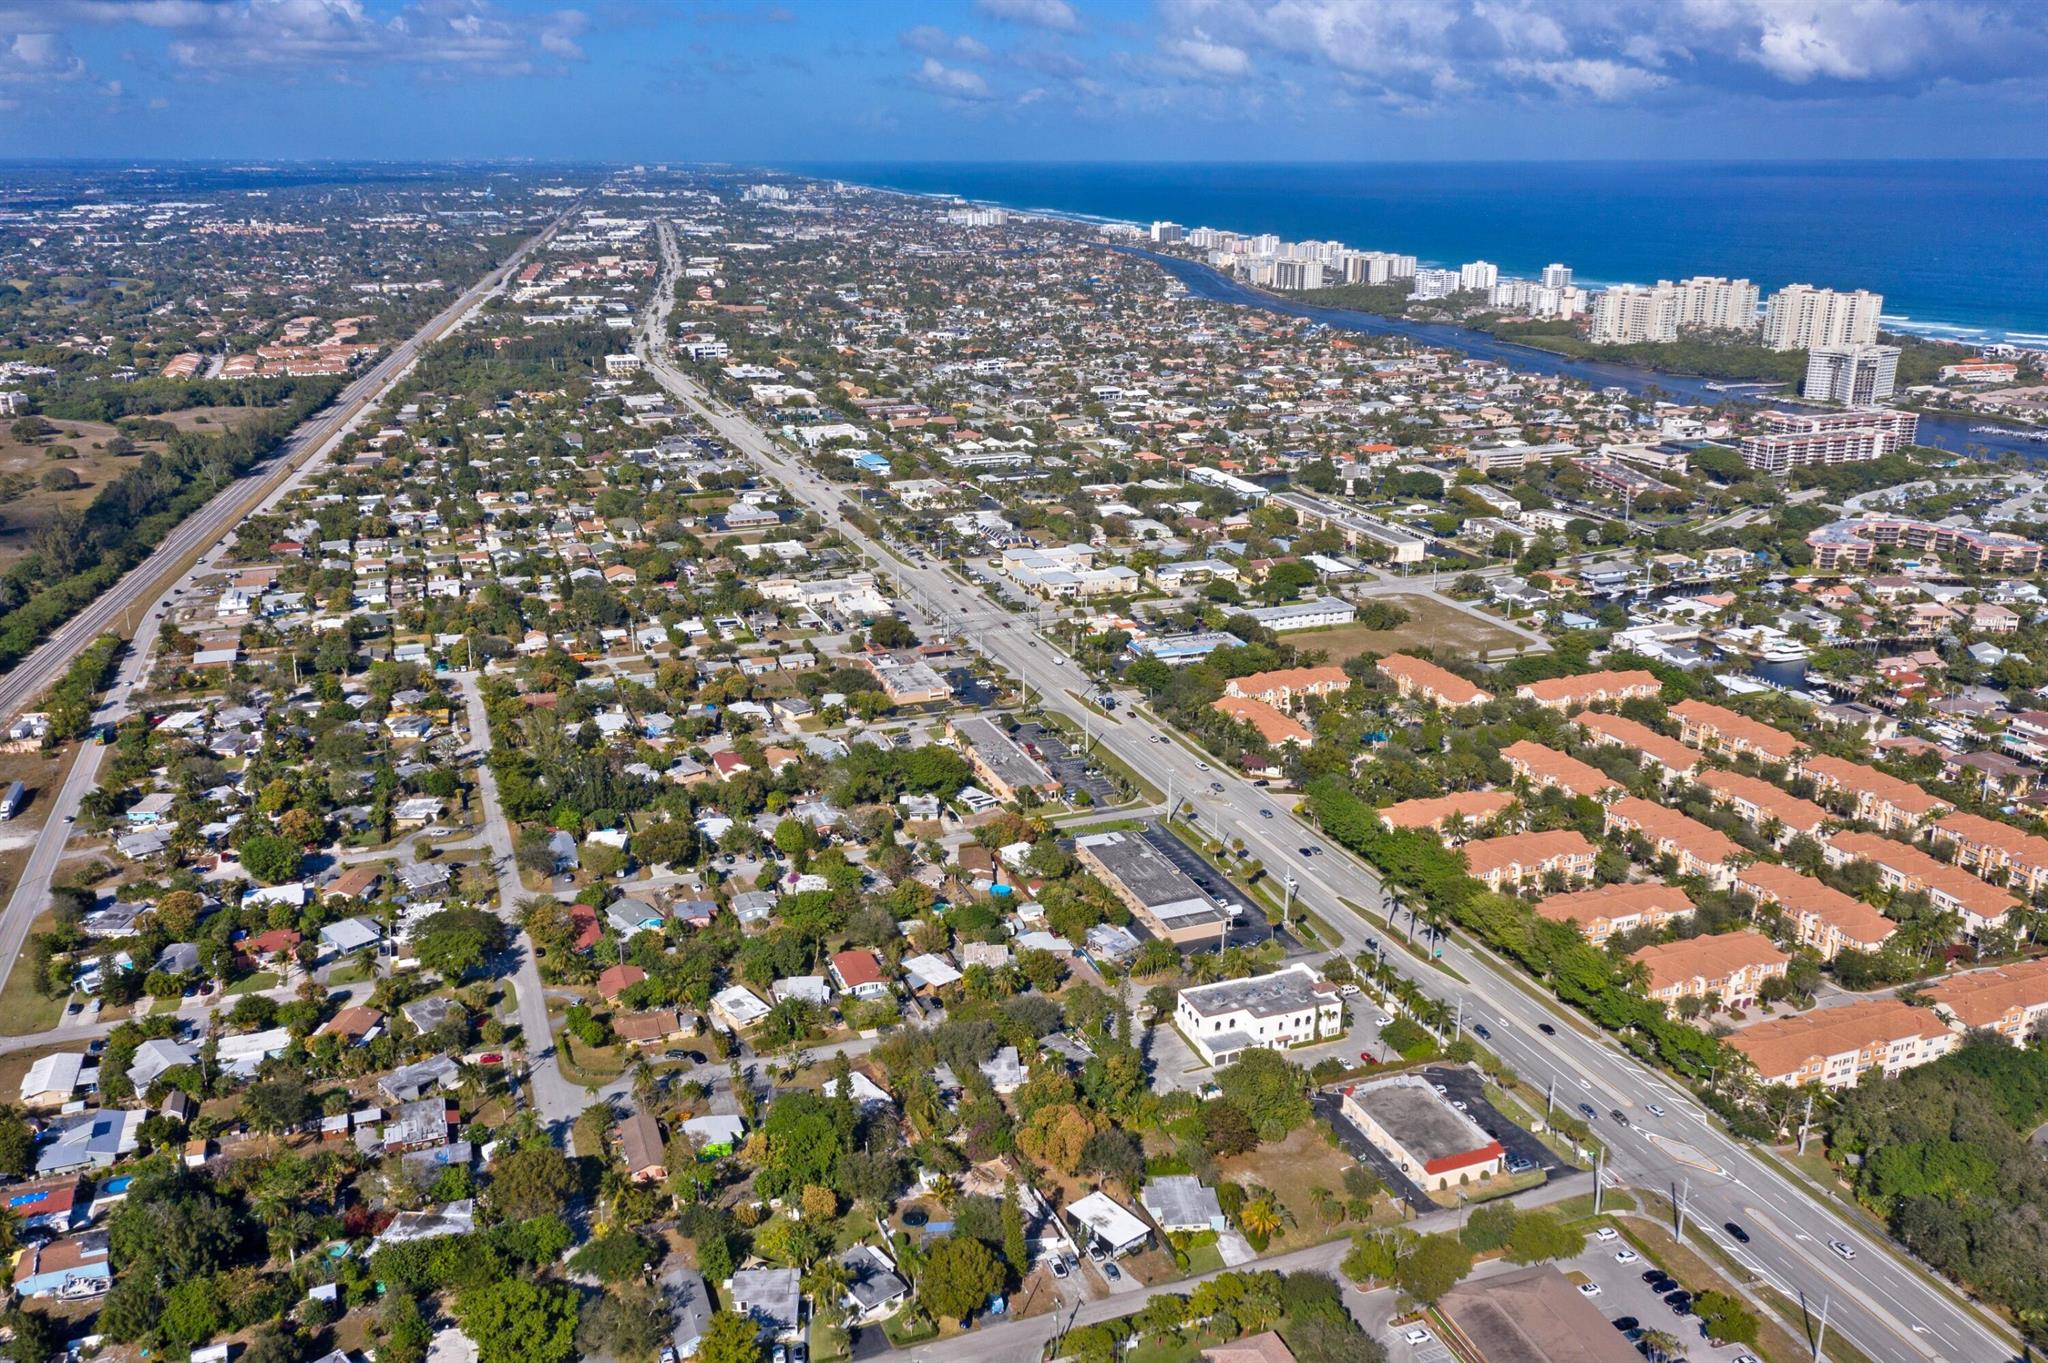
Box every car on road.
[1537,1021,1557,1036]
[1197,762,1210,771]
[1375,1013,1395,1027]
[1830,1238,1856,1260]
[1473,1023,1491,1039]
[1259,807,1274,818]
[1723,1221,1750,1244]
[1615,1249,1639,1264]
[1402,1328,1434,1346]
[1338,984,1360,997]
[1577,1282,1602,1298]
[1208,782,1223,794]
[1610,1109,1629,1126]
[1578,1102,1598,1119]
[1646,1102,1667,1118]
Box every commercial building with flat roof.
[1075,829,1229,946]
[1243,596,1356,632]
[1436,1264,1643,1363]
[1175,963,1343,1066]
[1340,1075,1504,1192]
[946,715,1059,803]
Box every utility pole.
[1594,1147,1606,1214]
[1810,1294,1831,1363]
[1545,1076,1555,1118]
[1797,1090,1816,1155]
[1674,1177,1692,1240]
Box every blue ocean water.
[790,161,2048,342]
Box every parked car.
[1615,1249,1640,1264]
[1050,1258,1069,1279]
[1594,1228,1620,1242]
[1403,1328,1434,1346]
[1578,1282,1602,1298]
[1610,1317,1639,1332]
[1103,1262,1121,1281]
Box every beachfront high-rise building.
[1412,268,1463,301]
[1761,284,1884,351]
[1271,258,1325,290]
[1804,344,1901,405]
[1149,221,1184,244]
[1459,261,1499,293]
[1590,283,1680,344]
[1673,276,1760,333]
[1542,263,1573,290]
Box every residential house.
[1532,882,1693,945]
[1501,740,1620,801]
[1733,863,1894,960]
[1460,830,1597,892]
[1604,797,1745,886]
[1796,754,1948,833]
[1729,996,1953,1088]
[1926,960,2048,1042]
[1825,831,2018,937]
[1629,930,1789,1008]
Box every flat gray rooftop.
[952,714,1054,791]
[1179,966,1323,1021]
[1349,1077,1493,1164]
[1076,829,1209,910]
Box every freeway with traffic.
[637,223,2019,1363]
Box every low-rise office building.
[946,715,1060,802]
[1174,963,1344,1066]
[1339,1075,1505,1192]
[1075,829,1231,946]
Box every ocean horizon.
[789,160,2048,345]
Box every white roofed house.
[20,1054,86,1109]
[1066,1190,1151,1258]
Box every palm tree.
[1238,1196,1285,1240]
[1638,1328,1682,1362]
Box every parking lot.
[1140,821,1275,948]
[1372,1238,1763,1363]
[1012,721,1119,805]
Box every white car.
[1402,1328,1434,1346]
[1614,1249,1640,1264]
[1594,1227,1620,1242]
[1376,1014,1396,1027]
[1646,1102,1667,1118]
[1830,1239,1857,1261]
[1577,1282,1602,1298]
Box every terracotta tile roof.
[1699,769,1830,832]
[1377,789,1517,832]
[1502,740,1620,799]
[1211,695,1312,746]
[1925,958,2048,1029]
[1534,881,1694,930]
[1734,863,1893,948]
[1461,829,1596,879]
[1515,669,1660,708]
[1729,996,1948,1082]
[1629,930,1788,995]
[1377,654,1492,707]
[1605,796,1743,866]
[1575,711,1699,773]
[1672,700,1803,763]
[1935,811,2048,869]
[1826,831,2018,921]
[1798,754,1947,818]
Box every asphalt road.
[0,210,574,1065]
[632,242,2019,1363]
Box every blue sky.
[2,0,2045,162]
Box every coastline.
[807,167,2048,352]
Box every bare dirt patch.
[1285,593,1534,665]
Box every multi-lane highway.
[0,209,575,1057]
[0,207,575,725]
[634,232,2018,1363]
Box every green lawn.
[0,941,65,1037]
[227,971,280,995]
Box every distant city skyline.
[1,0,2046,162]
